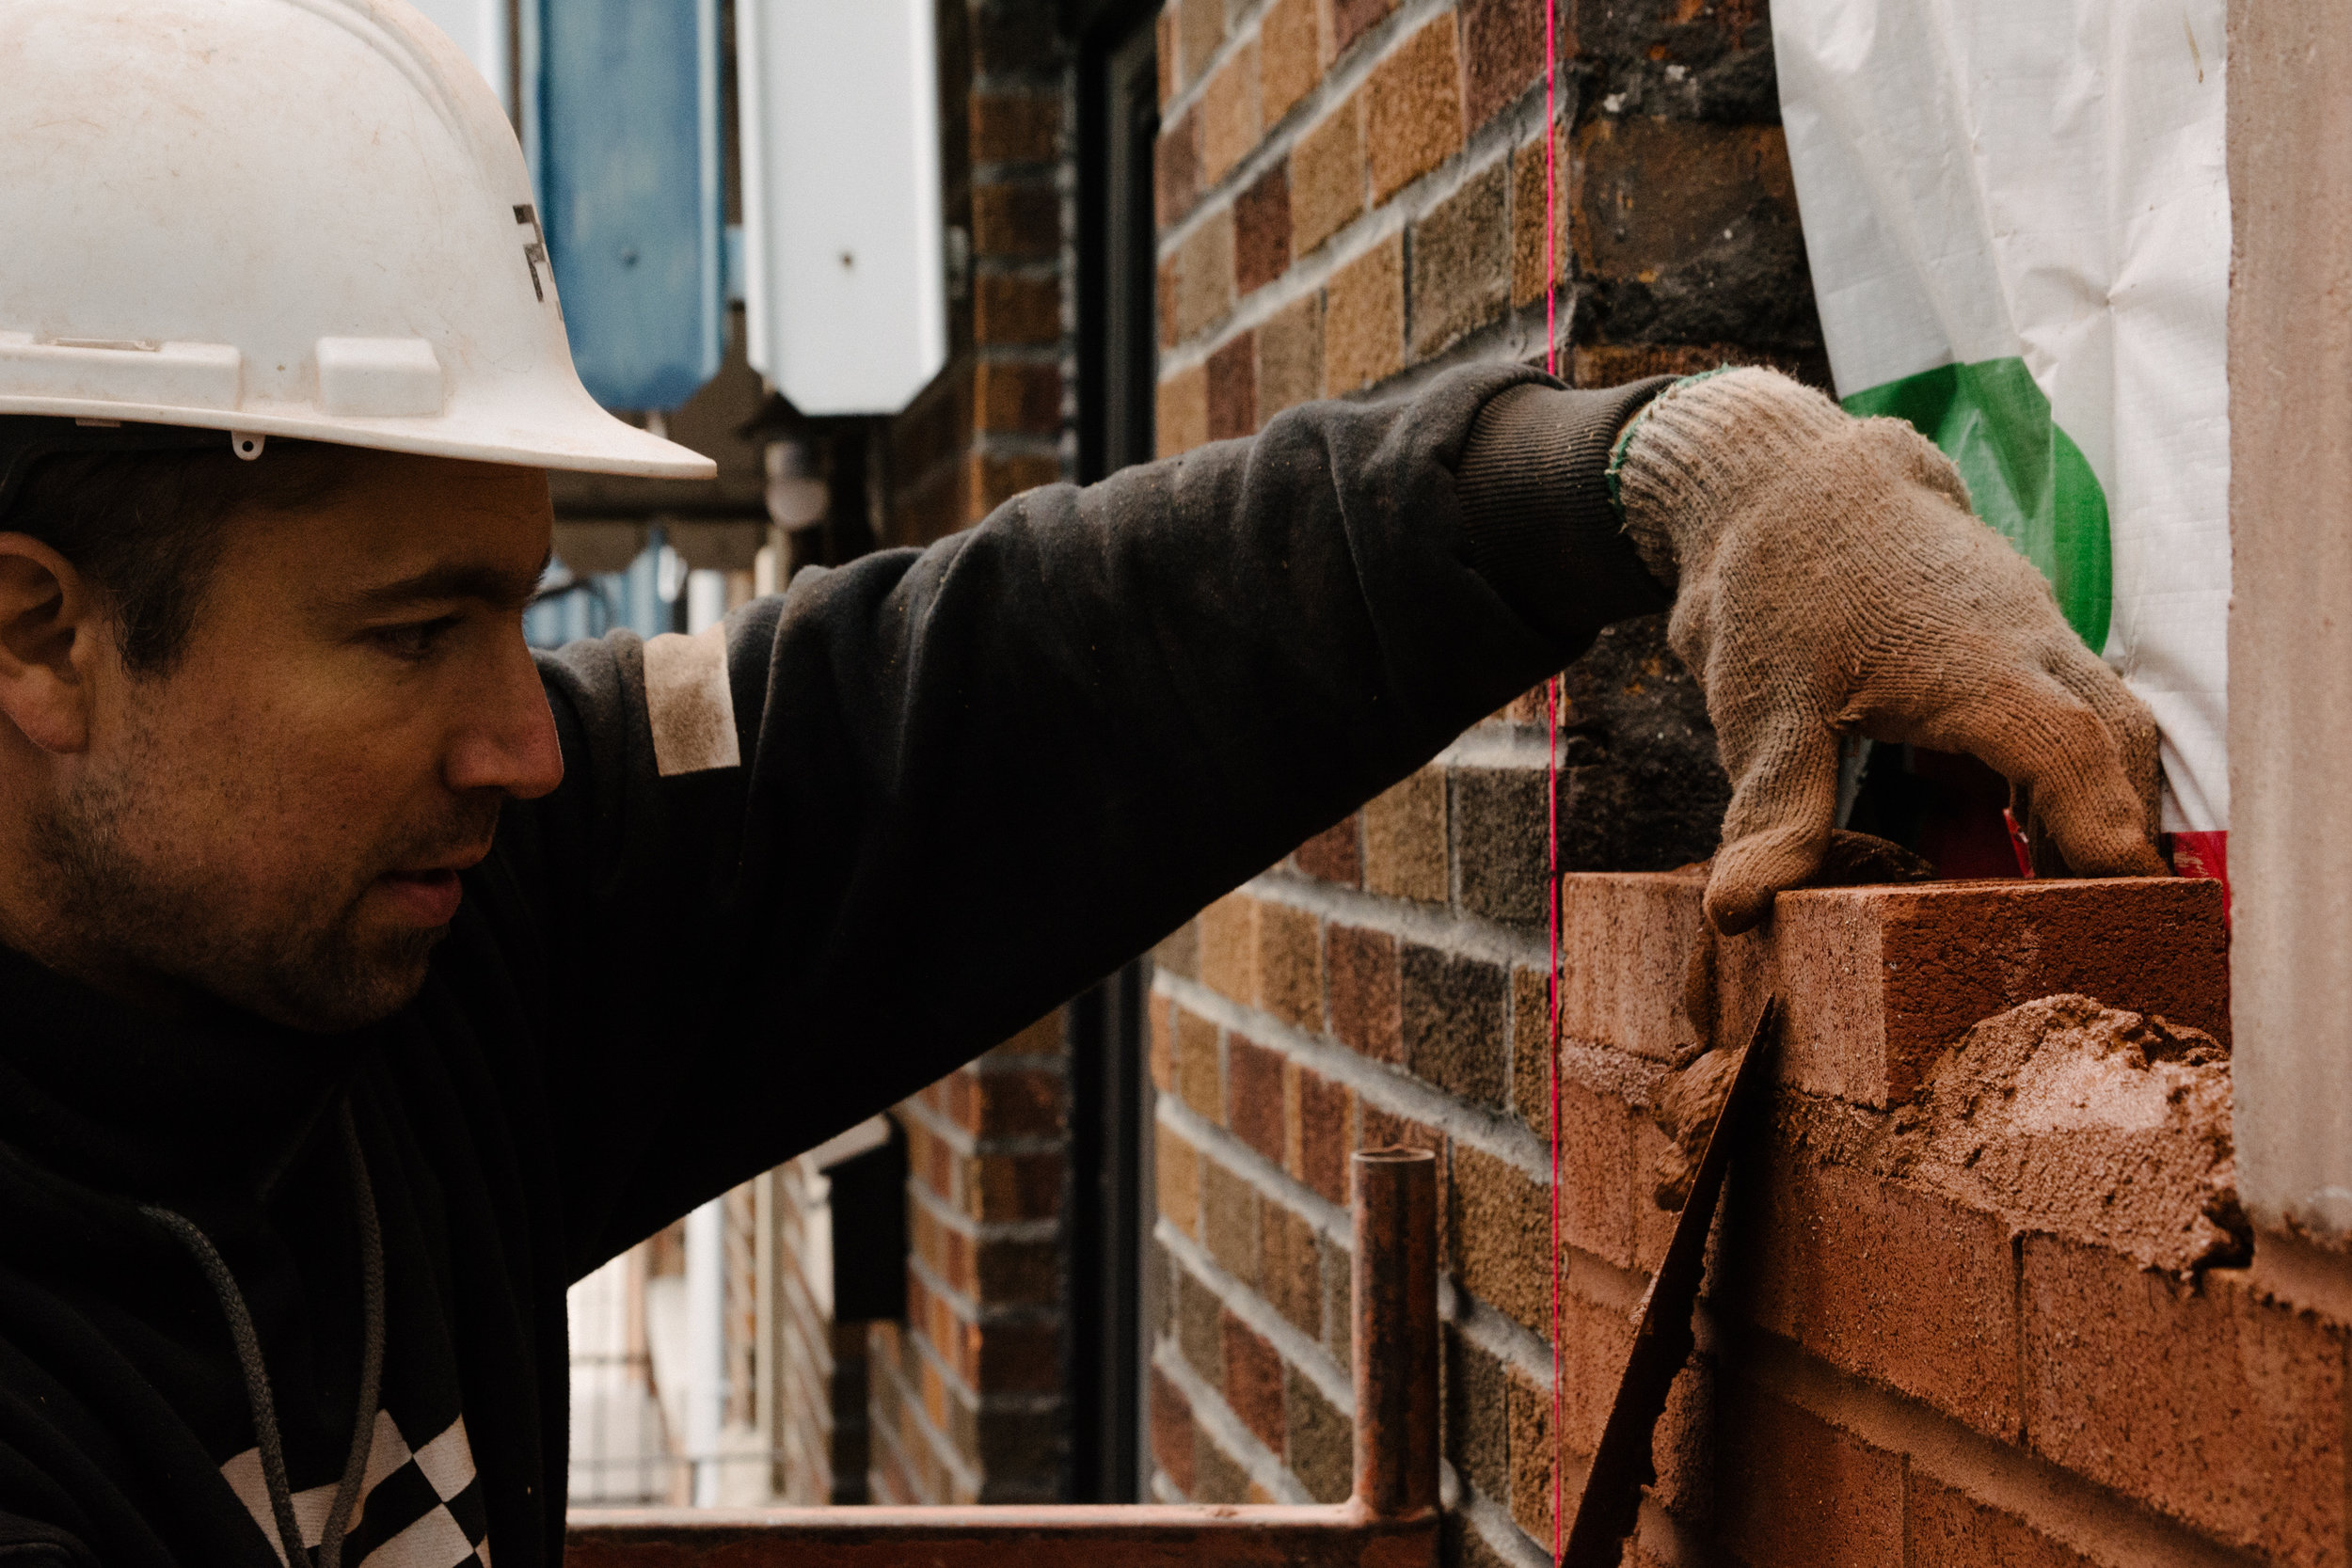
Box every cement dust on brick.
[1875,993,2246,1275]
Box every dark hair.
[2,441,355,673]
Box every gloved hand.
[1613,367,2167,936]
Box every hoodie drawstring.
[144,1101,386,1568]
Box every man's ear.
[0,533,107,754]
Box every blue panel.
[531,0,723,412]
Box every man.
[0,3,2164,1565]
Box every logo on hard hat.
[515,205,557,315]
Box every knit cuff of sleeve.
[1454,375,1677,647]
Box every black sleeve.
[500,361,1672,1269]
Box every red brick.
[1227,1035,1288,1164]
[974,359,1059,436]
[1362,767,1445,900]
[1257,900,1323,1032]
[1328,925,1402,1063]
[1203,1157,1263,1282]
[1155,107,1201,230]
[1411,159,1508,357]
[1730,1151,2022,1440]
[1289,96,1365,257]
[1156,363,1209,458]
[1365,16,1462,203]
[1573,119,1796,286]
[976,273,1060,345]
[1157,1120,1202,1236]
[1198,891,1260,1006]
[1200,40,1262,185]
[1261,1201,1323,1336]
[1220,1309,1286,1449]
[1257,292,1325,417]
[970,92,1058,164]
[1325,233,1403,394]
[1293,1069,1352,1206]
[1206,331,1258,441]
[972,182,1058,260]
[1460,0,1545,131]
[974,1320,1059,1394]
[974,1236,1057,1305]
[1150,1366,1197,1492]
[1234,164,1292,296]
[1292,813,1360,885]
[2023,1238,2346,1562]
[973,1068,1062,1137]
[1553,1073,1637,1270]
[971,1150,1061,1223]
[1260,0,1326,126]
[1717,1378,1904,1568]
[1332,0,1395,57]
[1175,1006,1221,1122]
[1905,1475,2102,1568]
[966,451,1059,521]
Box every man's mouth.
[374,846,491,927]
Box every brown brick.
[1257,292,1325,417]
[1226,1035,1287,1164]
[1509,966,1549,1131]
[971,1150,1061,1223]
[1502,1360,1558,1544]
[1731,1153,2022,1439]
[1174,1005,1222,1122]
[1572,119,1795,283]
[1261,1201,1322,1336]
[1197,891,1260,1006]
[2023,1239,2346,1561]
[1292,814,1359,884]
[1150,1366,1196,1492]
[1220,1309,1285,1449]
[1293,1069,1352,1206]
[1200,40,1262,185]
[1289,96,1365,257]
[1362,766,1445,900]
[1157,1120,1201,1236]
[967,451,1059,521]
[976,1320,1060,1395]
[1460,0,1545,132]
[1203,1158,1263,1282]
[1444,1328,1511,1502]
[1156,8,1177,104]
[1178,0,1226,92]
[974,360,1059,436]
[1718,1378,1904,1568]
[1573,341,1750,388]
[1320,1235,1353,1368]
[1192,1425,1250,1502]
[1206,331,1258,441]
[1451,1144,1548,1331]
[1281,1372,1349,1508]
[974,1235,1058,1306]
[1168,209,1237,344]
[1403,942,1507,1109]
[1365,16,1462,203]
[972,182,1058,260]
[1257,900,1323,1032]
[1411,159,1508,357]
[1156,108,1201,230]
[1328,925,1403,1063]
[972,1067,1063,1137]
[1150,992,1175,1094]
[1326,234,1403,394]
[1511,120,1569,309]
[1260,0,1326,127]
[1234,165,1292,296]
[977,273,1060,345]
[1905,1475,2101,1568]
[1156,922,1202,979]
[1176,1266,1224,1382]
[1331,0,1395,57]
[1156,364,1210,459]
[971,92,1058,165]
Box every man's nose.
[446,636,564,800]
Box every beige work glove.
[1613,368,2167,937]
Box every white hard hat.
[0,0,715,479]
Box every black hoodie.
[0,366,1670,1566]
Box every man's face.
[14,450,564,1031]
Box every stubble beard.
[28,750,490,1034]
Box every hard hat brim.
[0,395,717,481]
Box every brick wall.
[771,1163,873,1504]
[872,1016,1073,1503]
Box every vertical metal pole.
[1351,1148,1438,1519]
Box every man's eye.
[370,617,458,661]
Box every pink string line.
[1542,1,1565,1560]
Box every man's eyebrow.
[339,552,552,614]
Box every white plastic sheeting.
[1773,0,2232,847]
